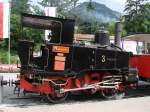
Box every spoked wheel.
[46,80,69,103]
[101,88,125,99]
[115,84,125,100]
[47,92,69,103]
[101,74,125,99]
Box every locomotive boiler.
[17,13,138,103]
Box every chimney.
[115,22,122,47]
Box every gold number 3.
[102,55,106,62]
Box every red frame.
[19,76,74,95]
[20,79,52,94]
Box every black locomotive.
[17,13,138,103]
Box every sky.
[79,0,126,13]
[31,0,126,13]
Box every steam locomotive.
[17,13,138,103]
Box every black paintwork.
[18,40,34,69]
[18,41,131,75]
[45,43,73,72]
[45,43,131,74]
[21,13,75,44]
[18,13,132,77]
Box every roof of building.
[123,34,150,42]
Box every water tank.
[94,30,110,46]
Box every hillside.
[67,2,121,23]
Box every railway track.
[125,82,150,98]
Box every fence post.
[0,75,3,103]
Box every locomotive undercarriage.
[19,69,135,103]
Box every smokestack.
[115,22,122,47]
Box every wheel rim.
[47,92,68,103]
[47,80,69,103]
[101,74,125,99]
[101,88,125,99]
[101,88,117,99]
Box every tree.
[87,0,95,11]
[77,20,100,34]
[10,14,21,49]
[11,0,31,14]
[9,0,44,50]
[124,0,150,33]
[108,22,127,37]
[30,5,45,15]
[39,0,79,18]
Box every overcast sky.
[79,0,126,13]
[32,0,126,13]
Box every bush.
[0,48,18,64]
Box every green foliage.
[0,48,18,64]
[30,5,45,15]
[122,25,128,37]
[0,0,45,64]
[108,22,127,37]
[87,0,95,11]
[108,22,115,36]
[77,21,100,34]
[124,0,150,33]
[10,0,45,50]
[10,14,21,49]
[39,0,79,18]
[11,0,31,14]
[22,28,45,51]
[0,14,20,64]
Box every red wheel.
[101,73,125,99]
[47,92,68,103]
[46,80,69,103]
[101,87,117,99]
